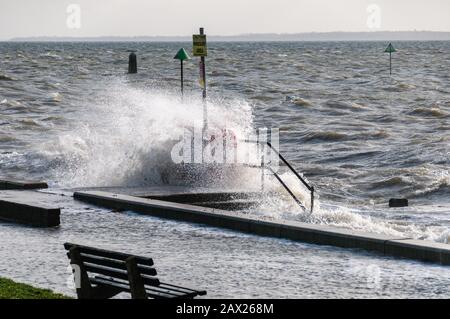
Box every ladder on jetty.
[244,137,315,214]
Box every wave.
[0,74,16,81]
[408,107,448,118]
[369,176,411,189]
[37,80,255,188]
[292,98,312,107]
[0,135,17,143]
[40,52,63,60]
[250,197,450,244]
[324,100,368,111]
[303,131,348,142]
[47,92,62,102]
[302,130,388,143]
[251,95,276,102]
[285,96,312,107]
[210,70,235,78]
[412,179,450,198]
[383,83,416,92]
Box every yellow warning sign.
[193,34,207,57]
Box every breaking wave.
[37,79,256,188]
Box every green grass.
[0,277,71,299]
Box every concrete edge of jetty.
[0,179,48,190]
[74,190,450,266]
[0,188,60,227]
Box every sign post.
[193,27,208,141]
[174,48,190,96]
[384,43,396,75]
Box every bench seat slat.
[143,284,189,296]
[157,283,203,295]
[80,254,157,276]
[84,264,161,286]
[146,288,197,299]
[92,277,182,299]
[159,282,207,296]
[81,254,126,270]
[84,263,130,281]
[92,276,200,299]
[64,243,153,266]
[91,277,130,291]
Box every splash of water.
[38,79,254,188]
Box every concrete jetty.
[72,186,264,211]
[74,190,450,266]
[0,179,48,190]
[0,190,60,227]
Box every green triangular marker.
[385,43,396,53]
[174,48,190,61]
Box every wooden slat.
[91,277,130,291]
[84,263,129,281]
[141,275,161,287]
[146,291,184,299]
[64,243,154,266]
[145,286,187,298]
[80,254,157,276]
[92,277,177,299]
[159,282,207,296]
[145,284,201,299]
[85,264,160,286]
[82,254,127,270]
[86,266,160,287]
[137,265,157,277]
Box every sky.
[1,0,450,39]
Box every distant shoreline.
[5,31,450,42]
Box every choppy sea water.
[0,42,449,298]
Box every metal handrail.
[267,166,307,211]
[243,139,315,214]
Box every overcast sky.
[1,0,450,39]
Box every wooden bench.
[64,243,207,299]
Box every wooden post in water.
[128,51,137,74]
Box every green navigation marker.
[384,43,396,53]
[174,48,190,61]
[174,48,190,96]
[385,43,396,75]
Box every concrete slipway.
[72,190,450,266]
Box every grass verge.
[0,277,70,299]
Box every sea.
[0,41,449,298]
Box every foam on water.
[252,184,450,244]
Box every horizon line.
[4,30,450,42]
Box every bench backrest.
[64,243,160,287]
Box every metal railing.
[244,139,315,214]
